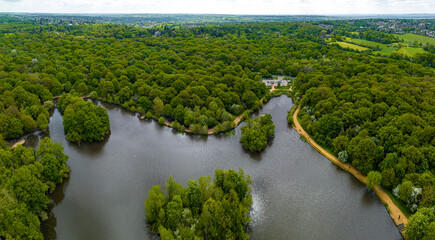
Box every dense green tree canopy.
[294,35,435,214]
[58,94,110,143]
[0,16,434,234]
[0,137,69,239]
[144,168,252,240]
[406,207,435,240]
[240,114,275,152]
[366,171,382,190]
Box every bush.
[145,111,153,119]
[338,150,349,163]
[158,117,165,125]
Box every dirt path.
[292,106,408,234]
[232,112,246,126]
[11,139,25,149]
[270,85,275,92]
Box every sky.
[1,0,434,15]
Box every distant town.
[4,13,435,38]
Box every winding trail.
[292,106,408,235]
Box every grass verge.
[383,187,412,219]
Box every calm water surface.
[24,95,402,240]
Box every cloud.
[0,0,434,14]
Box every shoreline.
[11,139,25,149]
[138,86,291,135]
[292,105,408,236]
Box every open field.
[372,47,399,55]
[393,33,435,45]
[347,38,388,49]
[395,47,427,57]
[329,41,370,51]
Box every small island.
[58,94,110,143]
[240,114,275,152]
[144,168,252,239]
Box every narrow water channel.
[23,95,401,239]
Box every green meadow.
[329,41,370,51]
[395,47,427,57]
[393,33,435,45]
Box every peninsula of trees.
[0,138,69,239]
[144,168,253,239]
[58,94,110,143]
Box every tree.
[381,168,395,187]
[0,202,43,240]
[158,226,175,240]
[10,166,50,214]
[60,95,110,143]
[144,168,252,239]
[186,180,201,215]
[242,90,257,109]
[20,114,36,133]
[348,132,377,174]
[240,114,275,152]
[118,86,131,103]
[333,135,348,154]
[138,96,152,112]
[366,171,382,190]
[36,113,48,131]
[423,222,435,240]
[144,185,166,231]
[338,150,349,163]
[312,114,343,145]
[406,207,435,240]
[153,97,164,117]
[6,118,23,139]
[399,180,413,202]
[165,195,183,231]
[158,117,165,125]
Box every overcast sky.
[1,0,434,15]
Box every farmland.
[329,41,370,51]
[395,47,427,57]
[346,38,389,49]
[393,33,435,45]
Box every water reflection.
[31,95,402,240]
[65,134,110,156]
[41,176,70,239]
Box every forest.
[0,138,69,239]
[0,14,434,238]
[144,168,252,239]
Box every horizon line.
[1,12,435,16]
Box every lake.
[22,95,401,239]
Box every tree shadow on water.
[66,133,111,156]
[40,177,70,240]
[186,133,209,142]
[361,187,380,208]
[242,137,275,161]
